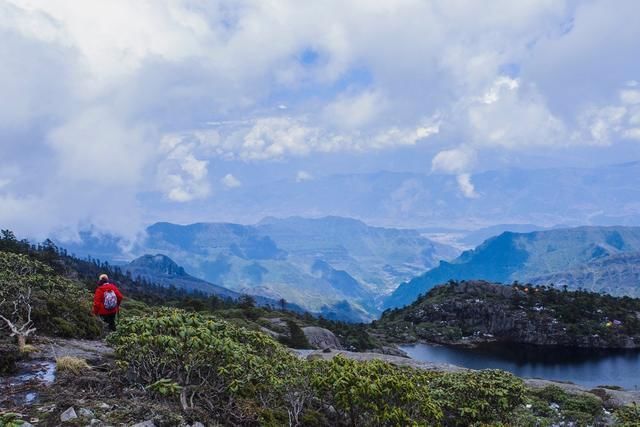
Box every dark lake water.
[400,342,640,390]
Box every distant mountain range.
[63,216,457,321]
[124,253,305,312]
[157,162,640,229]
[384,226,640,309]
[125,253,240,299]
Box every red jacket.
[93,282,124,315]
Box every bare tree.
[0,285,36,350]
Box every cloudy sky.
[1,0,640,239]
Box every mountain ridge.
[384,226,640,309]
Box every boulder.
[302,326,342,350]
[60,407,78,422]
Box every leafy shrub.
[424,369,526,426]
[0,252,102,340]
[108,308,304,423]
[615,403,640,426]
[528,386,604,425]
[310,355,442,426]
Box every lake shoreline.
[399,341,640,391]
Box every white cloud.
[296,171,313,182]
[432,147,476,174]
[1,0,640,237]
[432,148,479,198]
[620,89,640,105]
[167,114,440,161]
[457,173,478,199]
[158,134,211,202]
[323,90,386,129]
[623,128,640,140]
[221,173,241,188]
[464,76,567,149]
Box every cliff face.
[377,281,640,348]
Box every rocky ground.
[0,337,206,427]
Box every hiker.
[93,274,123,331]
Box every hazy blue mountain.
[124,254,306,312]
[527,252,640,297]
[140,217,456,320]
[384,226,640,309]
[188,162,640,229]
[125,254,241,299]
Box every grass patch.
[19,344,37,354]
[56,356,91,375]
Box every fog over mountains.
[148,161,640,230]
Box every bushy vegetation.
[109,308,304,424]
[109,308,528,426]
[520,385,605,426]
[0,252,102,342]
[615,403,640,426]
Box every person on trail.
[93,274,123,331]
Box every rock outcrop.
[302,326,342,350]
[377,280,640,348]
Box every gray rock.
[60,407,78,422]
[375,346,409,358]
[79,408,95,418]
[190,423,205,427]
[130,421,156,427]
[21,423,35,427]
[302,326,342,350]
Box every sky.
[1,0,640,240]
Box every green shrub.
[528,386,605,425]
[108,308,304,423]
[310,355,442,426]
[425,369,526,426]
[615,403,640,426]
[0,252,102,340]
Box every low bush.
[0,252,102,341]
[110,309,541,426]
[310,355,442,426]
[424,369,526,426]
[108,308,304,424]
[615,402,640,426]
[527,386,605,425]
